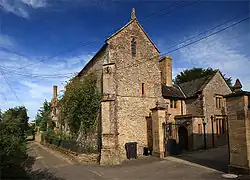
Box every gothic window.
[131,38,136,57]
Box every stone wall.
[185,96,203,116]
[226,95,249,170]
[192,117,205,150]
[203,72,232,147]
[78,45,109,93]
[106,19,162,160]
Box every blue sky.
[0,0,249,120]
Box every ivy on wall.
[58,73,101,137]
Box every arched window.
[131,38,136,57]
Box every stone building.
[162,70,232,151]
[56,8,233,164]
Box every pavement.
[172,145,229,173]
[26,142,235,180]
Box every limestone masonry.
[52,9,250,167]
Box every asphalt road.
[27,142,236,180]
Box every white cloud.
[21,0,47,8]
[20,81,51,99]
[0,44,92,120]
[177,30,250,90]
[0,0,46,19]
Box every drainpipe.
[226,116,231,172]
[202,118,207,150]
[181,100,183,115]
[211,115,215,148]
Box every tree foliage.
[35,100,51,131]
[0,106,29,178]
[0,108,2,121]
[59,73,101,137]
[173,67,232,88]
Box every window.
[131,38,136,57]
[141,83,145,96]
[170,99,177,108]
[216,118,226,135]
[198,124,202,135]
[174,100,177,108]
[216,97,223,109]
[170,100,173,108]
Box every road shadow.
[173,146,229,173]
[26,151,66,180]
[1,155,65,180]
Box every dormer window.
[131,38,136,57]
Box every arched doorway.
[178,126,189,151]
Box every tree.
[59,73,101,137]
[0,106,29,178]
[173,67,232,88]
[0,108,2,121]
[35,100,51,131]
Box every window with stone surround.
[215,118,225,135]
[131,38,136,57]
[141,83,145,96]
[170,99,177,108]
[215,96,223,109]
[140,83,145,97]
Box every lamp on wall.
[162,119,167,126]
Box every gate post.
[150,101,168,158]
[224,80,250,174]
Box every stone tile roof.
[178,74,215,98]
[162,84,185,99]
[224,90,250,98]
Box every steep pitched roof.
[178,74,215,98]
[106,18,160,53]
[77,44,108,77]
[162,84,185,99]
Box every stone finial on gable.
[131,8,136,20]
[233,79,242,92]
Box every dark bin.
[143,147,149,156]
[125,142,137,159]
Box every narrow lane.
[27,142,105,180]
[28,142,70,170]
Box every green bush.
[0,106,29,179]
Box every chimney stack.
[53,85,58,99]
[159,56,172,86]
